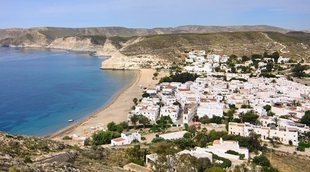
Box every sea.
[0,47,135,136]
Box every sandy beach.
[50,68,163,143]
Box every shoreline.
[48,69,141,139]
[0,46,101,57]
[49,68,162,143]
[1,46,161,141]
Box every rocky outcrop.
[48,37,100,52]
[99,39,138,70]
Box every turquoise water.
[0,47,135,136]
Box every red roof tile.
[112,137,125,142]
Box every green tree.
[152,137,165,143]
[130,114,139,128]
[291,63,309,78]
[119,121,129,130]
[266,62,274,72]
[241,55,250,62]
[200,116,210,124]
[133,98,138,105]
[138,115,150,128]
[195,131,209,147]
[107,122,117,131]
[107,122,124,133]
[271,52,280,63]
[174,137,196,149]
[263,105,272,112]
[159,72,199,83]
[126,145,146,165]
[156,116,173,131]
[223,133,262,152]
[209,130,228,142]
[153,72,159,78]
[92,130,121,145]
[212,154,232,168]
[253,155,271,167]
[240,111,259,124]
[209,116,223,124]
[227,54,238,67]
[300,110,310,126]
[142,92,150,98]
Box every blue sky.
[0,0,309,29]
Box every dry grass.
[265,152,310,172]
[122,32,310,62]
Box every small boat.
[68,119,74,122]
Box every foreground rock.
[0,132,129,171]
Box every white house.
[158,131,188,140]
[197,102,224,118]
[111,131,141,146]
[228,122,299,146]
[269,127,298,145]
[278,56,290,63]
[177,148,213,163]
[146,88,157,95]
[134,104,160,122]
[134,97,160,122]
[160,94,177,106]
[160,105,180,123]
[204,138,249,160]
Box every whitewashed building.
[158,131,188,140]
[111,131,141,146]
[228,122,299,146]
[160,105,180,123]
[183,103,198,124]
[197,102,224,118]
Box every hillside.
[0,26,309,63]
[121,32,310,61]
[0,132,128,171]
[0,25,290,39]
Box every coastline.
[1,46,161,140]
[48,69,141,139]
[50,68,163,143]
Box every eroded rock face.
[48,37,98,51]
[97,39,139,70]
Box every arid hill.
[0,132,128,171]
[0,26,309,62]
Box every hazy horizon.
[1,0,309,30]
[0,24,306,31]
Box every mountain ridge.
[0,25,309,65]
[0,25,292,39]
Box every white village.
[111,50,310,171]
